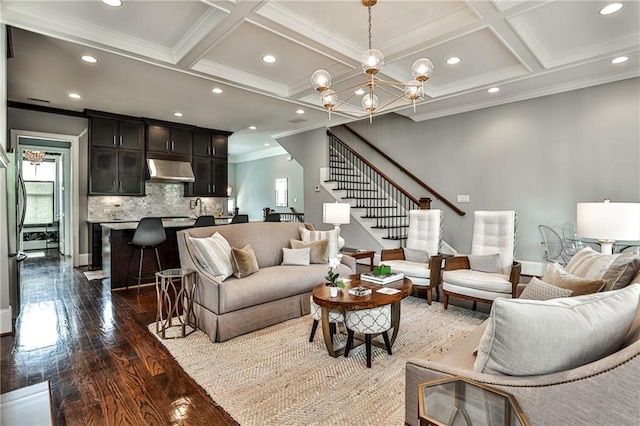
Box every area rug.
[83,270,105,281]
[148,297,487,425]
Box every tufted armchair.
[380,210,444,304]
[442,210,521,310]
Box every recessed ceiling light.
[211,88,223,94]
[354,88,365,95]
[611,56,629,64]
[68,93,81,99]
[264,143,270,146]
[446,57,461,65]
[249,126,257,130]
[101,0,122,6]
[488,87,500,93]
[296,109,305,114]
[174,112,183,117]
[81,55,98,63]
[600,2,623,15]
[262,55,277,63]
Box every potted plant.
[325,255,345,297]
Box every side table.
[418,377,529,426]
[341,248,376,271]
[155,268,197,339]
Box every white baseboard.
[0,306,13,334]
[77,253,90,267]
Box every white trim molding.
[0,307,13,334]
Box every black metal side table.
[155,268,197,339]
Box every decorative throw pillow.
[564,247,640,292]
[519,277,573,300]
[473,284,640,376]
[189,232,234,281]
[468,253,503,273]
[231,244,259,279]
[299,227,339,259]
[290,239,328,264]
[403,247,429,263]
[542,262,605,296]
[281,247,311,266]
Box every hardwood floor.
[1,250,238,425]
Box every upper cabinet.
[147,123,192,158]
[88,114,145,196]
[192,131,227,159]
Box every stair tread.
[342,197,386,200]
[362,215,407,218]
[371,225,409,229]
[382,236,408,241]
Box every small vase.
[329,286,339,298]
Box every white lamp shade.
[323,203,351,225]
[577,202,640,241]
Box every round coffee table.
[312,275,413,357]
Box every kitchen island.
[101,219,197,290]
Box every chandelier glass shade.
[25,150,45,165]
[311,0,434,121]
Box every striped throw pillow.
[189,232,234,281]
[299,227,338,259]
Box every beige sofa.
[177,222,356,342]
[405,250,640,425]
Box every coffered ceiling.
[2,0,639,159]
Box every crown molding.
[229,146,287,164]
[173,7,229,63]
[192,59,290,97]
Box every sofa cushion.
[468,253,503,273]
[189,232,234,281]
[442,269,512,293]
[403,248,429,263]
[300,227,339,259]
[565,247,640,290]
[542,262,605,296]
[231,244,259,279]
[282,248,310,266]
[473,284,640,376]
[290,239,328,264]
[519,277,573,300]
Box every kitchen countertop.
[101,219,196,231]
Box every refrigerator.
[6,151,27,320]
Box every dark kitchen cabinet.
[88,114,145,195]
[186,157,227,197]
[192,131,227,159]
[147,124,191,156]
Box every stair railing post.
[419,198,432,210]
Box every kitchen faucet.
[190,197,204,217]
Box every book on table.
[360,272,404,285]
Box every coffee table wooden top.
[312,274,413,310]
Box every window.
[275,178,288,207]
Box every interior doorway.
[11,130,80,266]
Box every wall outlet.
[314,185,320,192]
[457,194,470,203]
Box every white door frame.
[11,129,80,267]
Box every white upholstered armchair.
[380,210,443,304]
[442,210,521,309]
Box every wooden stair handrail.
[327,130,422,207]
[341,124,465,216]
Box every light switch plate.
[314,185,320,192]
[457,195,470,203]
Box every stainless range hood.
[147,158,195,183]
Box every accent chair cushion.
[403,248,429,263]
[231,244,260,279]
[442,269,511,293]
[468,253,503,273]
[300,227,339,259]
[281,247,310,266]
[189,232,234,281]
[565,247,640,291]
[474,284,640,376]
[542,262,605,296]
[290,239,328,264]
[519,277,573,300]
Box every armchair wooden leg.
[426,287,432,305]
[443,293,449,309]
[472,301,477,311]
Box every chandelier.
[311,0,434,122]
[25,150,45,165]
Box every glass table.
[155,268,197,339]
[418,377,529,426]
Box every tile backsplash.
[88,182,226,221]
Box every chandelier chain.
[367,6,372,50]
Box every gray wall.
[7,107,89,257]
[234,154,304,222]
[279,78,640,262]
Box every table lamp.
[323,202,351,250]
[576,201,640,254]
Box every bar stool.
[128,217,166,292]
[344,305,392,368]
[309,295,344,344]
[194,215,216,227]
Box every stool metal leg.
[344,330,355,357]
[365,334,372,368]
[154,247,162,274]
[309,320,319,342]
[136,247,145,293]
[382,331,392,355]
